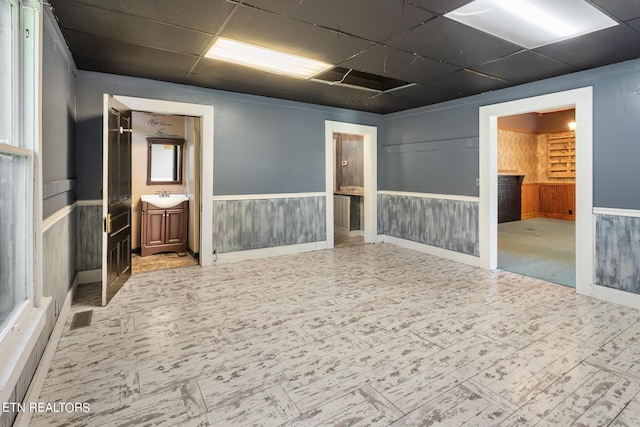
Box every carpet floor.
[498,217,576,287]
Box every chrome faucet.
[157,190,171,198]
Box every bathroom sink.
[141,194,189,209]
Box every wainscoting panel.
[596,214,640,294]
[213,196,326,253]
[43,209,77,317]
[521,183,575,221]
[76,204,103,271]
[378,193,479,256]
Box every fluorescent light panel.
[205,38,333,79]
[445,0,618,49]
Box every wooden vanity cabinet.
[141,200,188,256]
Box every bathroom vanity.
[141,195,188,256]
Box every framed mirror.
[147,137,185,185]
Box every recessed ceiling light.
[444,0,618,49]
[205,37,333,79]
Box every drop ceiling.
[48,0,640,113]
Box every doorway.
[324,121,378,249]
[496,109,576,287]
[101,95,214,305]
[479,87,593,297]
[130,112,200,273]
[333,132,365,248]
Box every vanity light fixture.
[444,0,618,49]
[205,37,333,79]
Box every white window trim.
[0,0,45,405]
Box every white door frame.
[325,121,378,248]
[479,87,593,297]
[114,95,215,266]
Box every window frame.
[0,0,44,406]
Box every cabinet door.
[145,209,166,246]
[165,208,185,244]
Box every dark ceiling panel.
[185,59,380,111]
[65,0,236,34]
[73,55,189,84]
[241,0,434,42]
[628,17,640,31]
[50,1,212,56]
[63,30,200,73]
[341,45,460,84]
[389,83,465,105]
[386,16,521,67]
[46,0,640,113]
[343,92,430,113]
[220,6,375,64]
[426,69,514,99]
[588,0,640,21]
[408,0,474,14]
[471,51,577,84]
[535,25,640,69]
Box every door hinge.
[104,214,112,233]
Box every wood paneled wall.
[522,183,575,221]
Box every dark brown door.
[102,95,132,306]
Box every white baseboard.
[77,269,101,284]
[379,235,480,267]
[14,276,78,427]
[215,241,328,264]
[584,283,640,311]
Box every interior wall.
[42,9,76,218]
[497,129,539,183]
[382,58,640,209]
[75,73,383,201]
[131,112,186,249]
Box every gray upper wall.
[382,58,640,210]
[42,12,77,218]
[75,73,383,199]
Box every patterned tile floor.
[31,242,640,426]
[132,252,199,273]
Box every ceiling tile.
[61,0,235,34]
[186,59,377,110]
[471,51,577,84]
[341,45,460,84]
[74,55,189,84]
[408,0,474,14]
[343,92,428,113]
[589,0,640,21]
[241,0,434,42]
[628,17,640,31]
[426,69,514,98]
[386,16,521,67]
[535,24,640,69]
[389,83,464,105]
[62,30,199,73]
[220,6,375,64]
[50,1,212,56]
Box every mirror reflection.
[147,138,184,185]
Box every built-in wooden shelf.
[547,131,576,178]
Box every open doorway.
[333,133,365,248]
[479,87,593,298]
[497,109,576,287]
[130,112,200,273]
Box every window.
[0,0,37,337]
